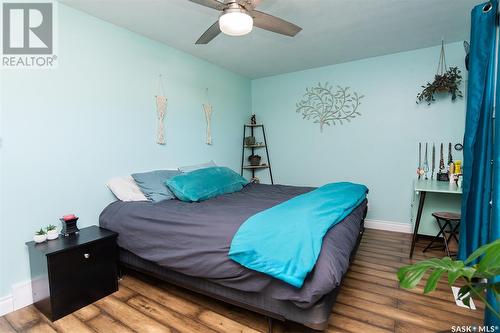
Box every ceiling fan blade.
[252,10,301,37]
[189,0,225,11]
[196,21,221,44]
[236,0,262,10]
[252,0,263,7]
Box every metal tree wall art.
[296,82,364,132]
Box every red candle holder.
[60,216,79,236]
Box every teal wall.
[251,42,465,229]
[0,4,467,302]
[0,5,251,298]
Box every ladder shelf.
[241,123,274,184]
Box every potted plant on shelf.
[397,239,500,321]
[46,224,59,240]
[245,136,256,146]
[248,154,261,166]
[417,41,463,105]
[33,228,47,243]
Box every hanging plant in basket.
[417,41,463,105]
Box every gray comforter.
[99,183,366,307]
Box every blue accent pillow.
[165,167,248,202]
[178,160,217,173]
[131,170,181,202]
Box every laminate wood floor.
[0,229,484,333]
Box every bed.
[99,183,368,331]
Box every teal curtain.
[460,0,499,326]
[491,3,500,324]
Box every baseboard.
[364,219,412,234]
[0,280,34,316]
[12,280,33,310]
[0,295,13,317]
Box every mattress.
[99,183,367,307]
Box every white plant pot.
[33,234,47,243]
[47,230,59,240]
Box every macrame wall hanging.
[203,88,213,145]
[155,75,167,145]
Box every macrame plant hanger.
[203,88,213,145]
[155,75,167,145]
[437,40,447,76]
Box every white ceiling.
[61,0,482,78]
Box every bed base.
[119,206,367,332]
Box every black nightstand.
[26,226,118,321]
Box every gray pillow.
[131,170,181,202]
[178,160,217,173]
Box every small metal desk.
[409,179,462,258]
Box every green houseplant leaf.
[46,224,57,232]
[35,228,46,236]
[465,239,500,264]
[424,268,445,294]
[397,239,500,321]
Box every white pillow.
[106,176,148,202]
[178,160,217,173]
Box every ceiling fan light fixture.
[219,10,253,36]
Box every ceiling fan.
[189,0,302,44]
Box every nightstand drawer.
[48,238,118,319]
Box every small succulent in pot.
[248,154,262,166]
[46,224,59,240]
[33,228,47,243]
